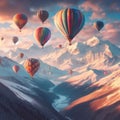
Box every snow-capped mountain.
[5,37,120,72]
[0,36,120,120]
[63,69,120,120]
[0,56,67,120]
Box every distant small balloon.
[58,44,62,48]
[93,21,104,31]
[1,37,4,41]
[19,53,24,58]
[37,10,49,23]
[12,65,20,73]
[13,13,28,32]
[12,36,18,44]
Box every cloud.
[80,1,101,12]
[71,21,120,46]
[75,24,97,42]
[80,1,106,19]
[110,3,120,12]
[0,0,82,22]
[101,21,120,45]
[91,12,106,20]
[80,0,120,20]
[0,0,119,48]
[85,0,120,12]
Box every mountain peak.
[86,36,101,47]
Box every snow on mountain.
[63,69,120,120]
[1,36,120,119]
[86,36,100,47]
[2,49,67,83]
[51,37,120,113]
[4,37,120,73]
[0,56,68,120]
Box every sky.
[0,0,120,50]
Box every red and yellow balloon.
[13,13,28,32]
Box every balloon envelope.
[58,44,62,48]
[24,58,40,77]
[12,65,20,73]
[34,27,51,47]
[93,21,104,31]
[12,36,18,44]
[37,10,49,23]
[54,8,85,45]
[1,37,4,41]
[19,53,24,58]
[13,13,28,32]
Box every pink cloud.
[101,22,120,45]
[80,1,106,19]
[110,3,120,12]
[91,12,106,20]
[80,1,101,12]
[70,21,120,46]
[76,24,97,42]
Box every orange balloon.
[13,13,28,32]
[12,65,20,73]
[24,58,40,77]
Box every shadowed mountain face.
[0,57,67,120]
[0,83,49,120]
[0,37,120,120]
[63,102,120,120]
[0,82,68,120]
[62,70,120,120]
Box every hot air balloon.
[13,13,28,32]
[37,10,49,23]
[93,21,104,31]
[54,8,85,45]
[1,37,4,41]
[58,44,62,48]
[19,53,24,58]
[23,58,40,77]
[34,27,51,47]
[12,65,20,73]
[12,36,18,44]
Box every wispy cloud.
[80,1,106,19]
[101,21,120,45]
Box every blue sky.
[0,0,120,49]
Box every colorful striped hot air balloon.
[93,21,104,31]
[34,27,51,47]
[13,13,28,32]
[37,10,49,23]
[23,58,40,77]
[54,8,85,45]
